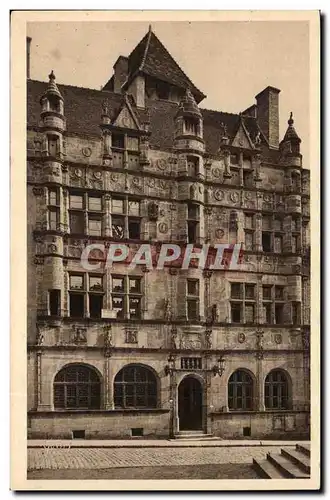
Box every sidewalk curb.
[28,440,304,449]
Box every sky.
[27,21,310,164]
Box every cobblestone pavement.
[28,445,295,471]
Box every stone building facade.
[27,27,310,439]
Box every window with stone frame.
[243,154,252,169]
[49,289,60,316]
[111,132,140,168]
[111,275,142,319]
[111,197,141,240]
[68,191,104,236]
[243,169,254,187]
[54,364,101,410]
[114,365,157,409]
[262,285,285,325]
[228,370,254,411]
[244,213,255,250]
[184,118,198,135]
[48,135,59,157]
[187,156,199,177]
[292,233,300,254]
[265,370,290,410]
[48,206,59,231]
[291,301,301,325]
[186,279,199,320]
[68,273,104,318]
[48,188,60,230]
[187,203,199,244]
[230,283,256,324]
[262,214,284,252]
[230,153,239,166]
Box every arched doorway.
[178,376,203,431]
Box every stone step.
[173,433,215,440]
[252,458,284,479]
[281,448,310,474]
[267,452,309,479]
[296,443,311,457]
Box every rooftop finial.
[148,24,152,32]
[288,111,294,126]
[49,70,56,81]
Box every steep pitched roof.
[125,27,206,103]
[27,79,273,158]
[281,112,301,143]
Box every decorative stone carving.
[146,177,156,188]
[34,256,44,265]
[211,304,219,323]
[72,327,87,344]
[132,177,142,190]
[215,228,225,239]
[170,325,177,349]
[36,325,44,346]
[213,189,224,201]
[104,326,113,357]
[230,192,239,203]
[32,186,44,196]
[93,170,102,180]
[274,333,282,344]
[190,184,198,200]
[238,333,246,344]
[125,328,138,344]
[156,158,167,171]
[254,131,261,146]
[158,222,168,234]
[82,147,92,157]
[212,167,221,179]
[148,202,159,221]
[110,172,119,182]
[205,329,212,349]
[255,329,264,359]
[164,299,171,322]
[180,335,202,350]
[47,244,57,253]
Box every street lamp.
[212,355,225,377]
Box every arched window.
[54,364,101,409]
[114,365,157,409]
[265,370,289,410]
[228,370,254,410]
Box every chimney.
[255,86,281,148]
[113,56,128,93]
[26,37,31,79]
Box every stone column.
[104,194,111,237]
[103,355,113,410]
[255,330,265,411]
[36,350,51,411]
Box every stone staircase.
[253,443,310,479]
[173,430,219,440]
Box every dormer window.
[112,133,125,149]
[184,118,197,135]
[156,81,170,100]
